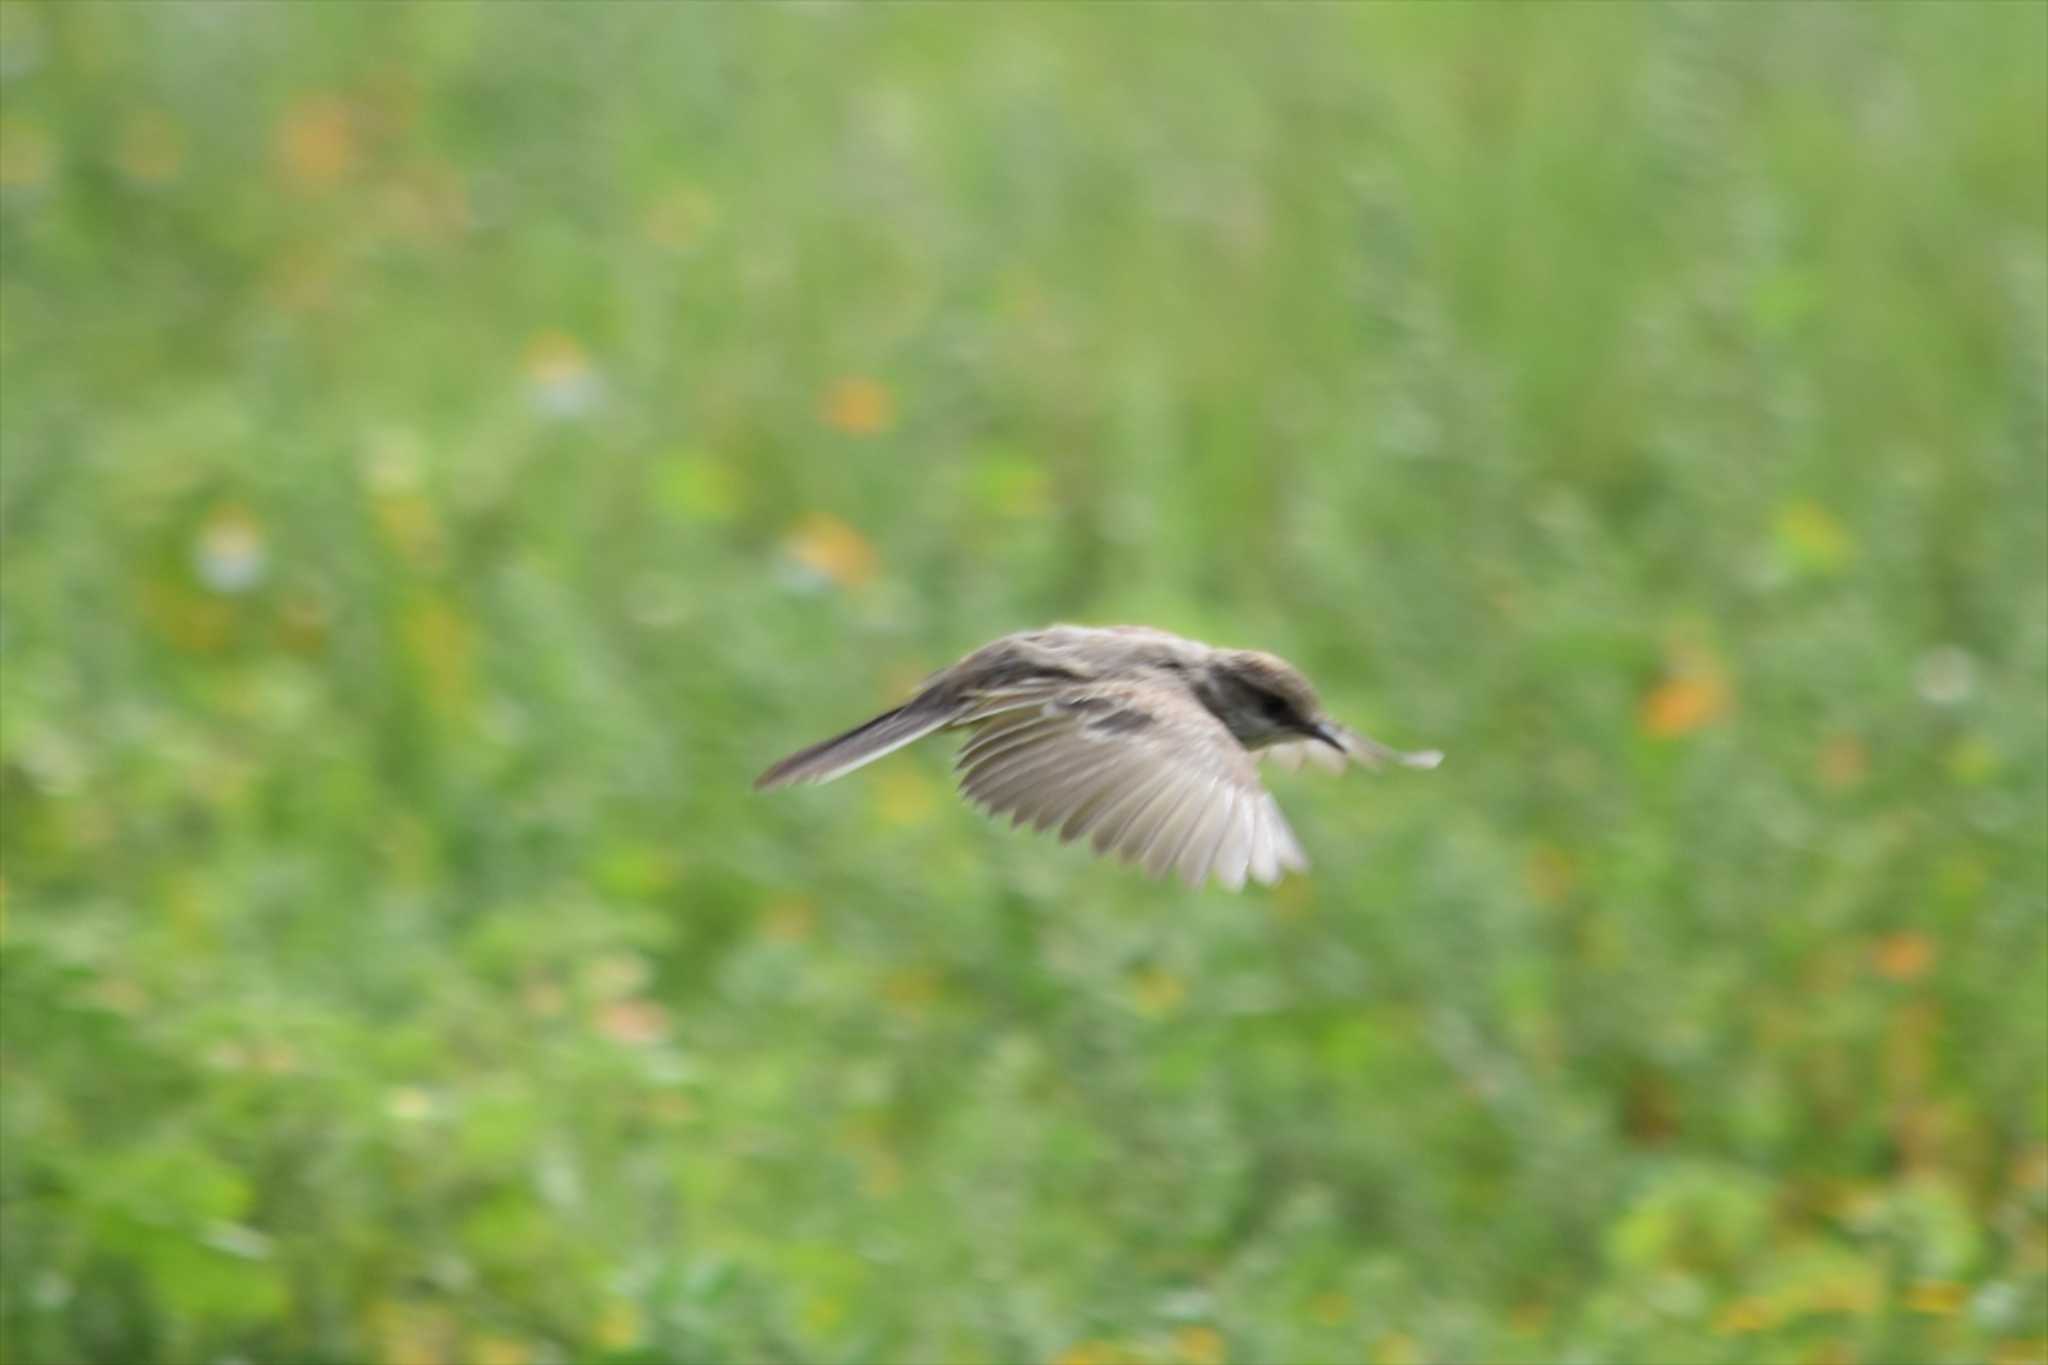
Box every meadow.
[1,5,2044,1363]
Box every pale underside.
[949,678,1334,891]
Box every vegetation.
[2,5,2043,1363]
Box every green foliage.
[2,4,2045,1364]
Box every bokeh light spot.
[821,376,895,436]
[275,95,356,191]
[784,512,879,589]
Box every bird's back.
[940,625,1210,699]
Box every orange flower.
[821,377,894,435]
[1871,931,1935,983]
[1640,657,1730,739]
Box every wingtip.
[753,758,807,791]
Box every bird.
[754,625,1442,890]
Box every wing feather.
[1089,768,1183,858]
[1058,762,1147,843]
[951,677,1306,890]
[1208,788,1251,891]
[1142,774,1214,881]
[1174,783,1232,889]
[958,712,1065,765]
[1246,798,1283,885]
[1135,779,1204,879]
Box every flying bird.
[755,625,1442,890]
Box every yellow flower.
[1775,499,1856,576]
[1903,1281,1966,1316]
[1712,1296,1777,1335]
[275,95,355,191]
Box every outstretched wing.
[952,681,1308,890]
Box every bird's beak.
[1310,723,1348,753]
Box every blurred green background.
[2,4,2044,1364]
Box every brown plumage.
[754,625,1442,890]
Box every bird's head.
[1202,650,1343,752]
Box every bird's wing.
[953,681,1308,890]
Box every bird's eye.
[1260,693,1292,722]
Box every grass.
[1,4,2045,1363]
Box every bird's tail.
[753,701,960,790]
